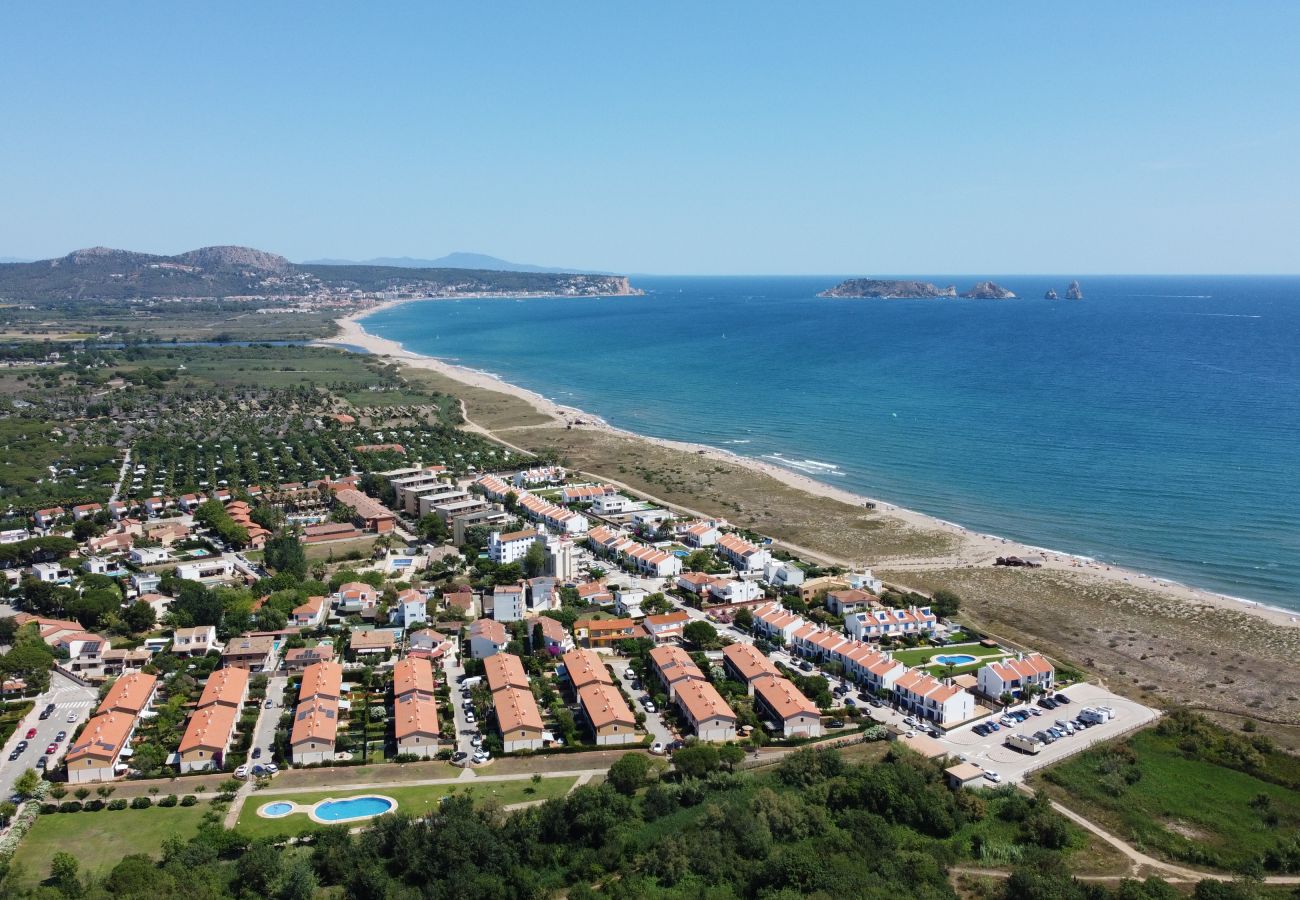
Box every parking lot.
[0,672,98,795]
[609,660,673,748]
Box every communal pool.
[261,802,294,818]
[313,795,396,822]
[933,654,977,666]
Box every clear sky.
[3,3,1298,274]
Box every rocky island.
[960,281,1017,299]
[1045,288,1059,300]
[818,279,957,299]
[1067,279,1084,300]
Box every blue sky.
[2,3,1297,273]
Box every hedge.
[130,796,152,809]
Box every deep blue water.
[362,276,1300,610]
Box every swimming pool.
[391,558,413,568]
[313,795,396,822]
[933,654,977,666]
[260,802,294,818]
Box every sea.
[360,276,1300,612]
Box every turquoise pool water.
[261,802,293,817]
[934,654,977,666]
[391,558,413,567]
[315,796,395,821]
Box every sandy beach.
[321,300,1299,632]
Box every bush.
[108,798,128,811]
[180,795,198,807]
[158,794,178,808]
[58,801,83,813]
[130,796,152,809]
[83,799,105,812]
[39,803,58,815]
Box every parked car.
[465,712,476,724]
[252,747,262,759]
[1039,698,1058,710]
[1053,693,1071,705]
[264,763,279,774]
[66,712,76,723]
[234,764,249,779]
[44,743,58,755]
[54,731,66,742]
[903,716,916,727]
[983,770,1002,783]
[7,750,19,762]
[650,742,665,755]
[38,706,54,721]
[827,719,846,729]
[987,721,1001,732]
[972,723,988,737]
[869,698,884,708]
[844,698,856,707]
[37,756,48,770]
[624,668,635,679]
[799,661,814,672]
[25,728,37,740]
[15,740,28,753]
[264,700,274,709]
[667,739,686,753]
[452,751,468,763]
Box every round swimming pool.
[260,802,294,818]
[313,795,396,822]
[934,654,977,666]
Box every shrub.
[58,801,83,813]
[108,798,128,811]
[83,799,105,812]
[39,803,58,815]
[158,794,178,808]
[180,795,198,807]
[130,796,152,809]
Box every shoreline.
[320,298,1299,631]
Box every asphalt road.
[0,671,98,795]
[609,659,673,746]
[252,673,288,765]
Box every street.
[252,673,288,764]
[608,657,673,746]
[442,653,478,764]
[0,671,98,796]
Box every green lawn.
[236,776,579,841]
[889,643,1006,668]
[8,804,213,888]
[1037,725,1300,871]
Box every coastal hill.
[303,251,610,275]
[818,279,957,299]
[961,281,1017,299]
[0,246,637,301]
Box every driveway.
[251,673,288,764]
[608,657,672,746]
[442,653,477,764]
[0,671,98,794]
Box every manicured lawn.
[9,804,213,888]
[1037,726,1300,871]
[236,775,579,841]
[889,643,1006,668]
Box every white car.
[465,712,476,724]
[624,668,635,679]
[650,742,665,755]
[643,701,656,713]
[903,716,916,727]
[66,713,77,723]
[983,770,1001,783]
[264,763,279,774]
[234,764,249,779]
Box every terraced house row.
[179,666,250,773]
[291,660,343,765]
[559,649,638,746]
[66,671,159,784]
[647,646,737,742]
[720,643,822,738]
[586,525,683,578]
[484,653,545,752]
[474,475,588,534]
[393,656,441,758]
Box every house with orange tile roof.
[977,653,1054,700]
[845,604,939,642]
[674,678,737,742]
[682,521,719,547]
[34,506,66,528]
[560,648,614,691]
[826,588,879,616]
[291,595,327,629]
[484,653,530,693]
[197,666,250,709]
[298,660,343,702]
[750,601,805,644]
[96,672,158,717]
[721,643,780,694]
[394,692,442,758]
[492,686,544,752]
[893,670,976,728]
[290,697,340,764]
[648,645,705,700]
[284,645,336,671]
[393,657,436,699]
[573,617,643,648]
[488,528,540,565]
[66,712,137,783]
[573,581,612,606]
[752,675,822,738]
[716,533,771,573]
[643,610,690,642]
[469,617,509,659]
[178,703,241,773]
[532,616,574,654]
[577,682,638,745]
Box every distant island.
[818,279,957,299]
[0,245,639,302]
[819,278,1017,299]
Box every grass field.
[1036,725,1300,872]
[8,804,213,888]
[889,643,1006,668]
[236,776,579,841]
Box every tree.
[999,691,1014,710]
[719,744,746,771]
[122,600,157,633]
[14,767,40,798]
[50,850,82,897]
[672,743,720,778]
[237,841,283,896]
[682,620,719,650]
[607,752,652,795]
[523,541,547,579]
[931,589,961,618]
[264,531,307,579]
[733,607,754,630]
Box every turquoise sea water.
[361,276,1300,611]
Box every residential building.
[762,559,806,588]
[753,675,823,738]
[844,605,939,642]
[221,634,278,672]
[393,656,436,699]
[80,556,113,576]
[976,654,1054,700]
[284,645,336,672]
[488,529,540,565]
[826,588,879,616]
[591,493,633,516]
[65,712,136,783]
[560,648,614,691]
[299,660,343,702]
[648,645,705,700]
[331,486,397,534]
[512,466,565,487]
[491,583,527,623]
[573,617,642,648]
[683,521,719,547]
[290,697,340,765]
[674,678,738,742]
[577,682,638,745]
[750,602,805,645]
[178,703,240,773]
[349,628,399,657]
[893,671,976,728]
[291,595,327,629]
[392,589,428,628]
[96,672,157,717]
[573,581,612,606]
[492,686,544,752]
[129,546,170,566]
[71,502,103,521]
[175,557,236,582]
[716,533,771,573]
[407,628,457,663]
[196,667,250,709]
[560,483,613,504]
[643,610,690,642]
[394,693,442,758]
[483,652,530,693]
[615,587,648,619]
[532,616,574,654]
[172,625,220,658]
[469,618,509,659]
[721,643,780,695]
[708,578,763,604]
[34,506,65,528]
[526,577,559,614]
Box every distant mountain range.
[0,246,636,301]
[304,251,609,275]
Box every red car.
[45,743,58,755]
[26,728,37,740]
